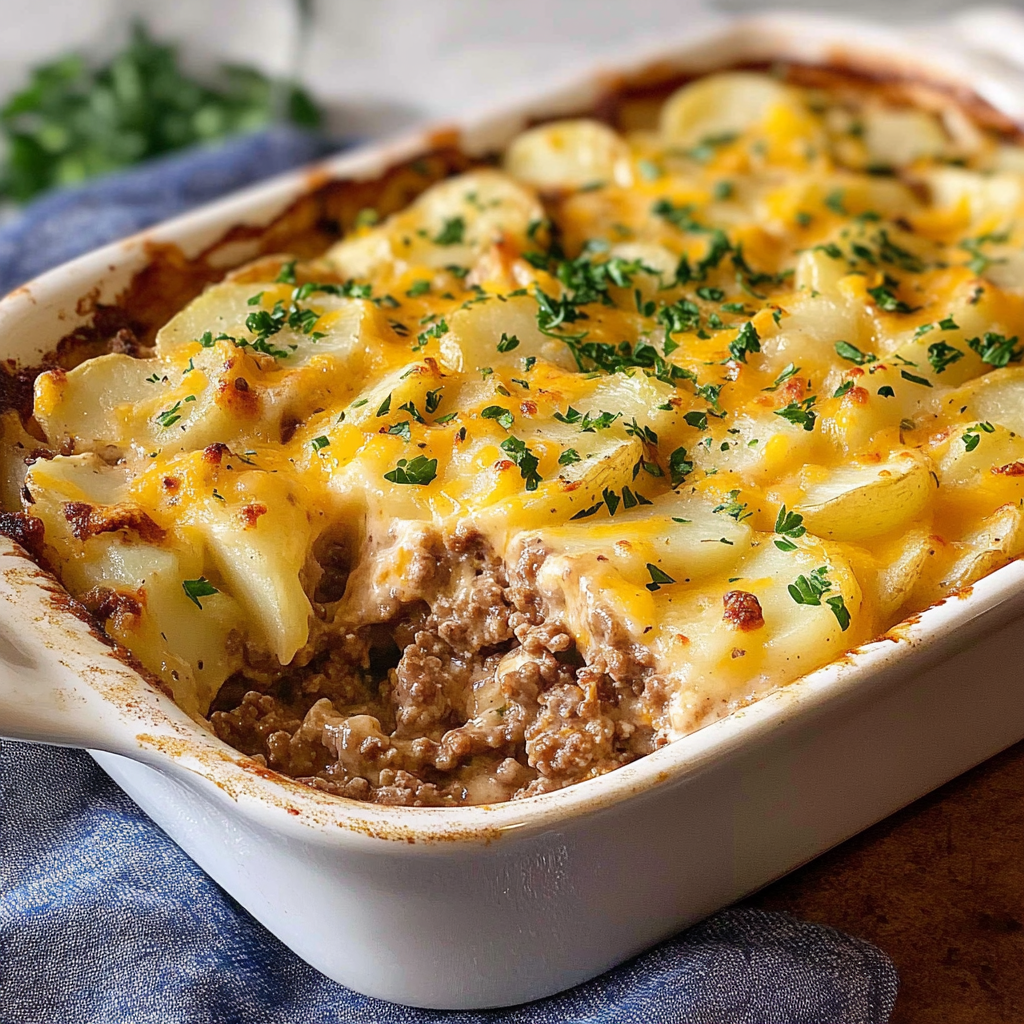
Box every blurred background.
[0,0,1021,207]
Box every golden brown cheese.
[9,71,1024,786]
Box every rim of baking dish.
[4,11,1024,847]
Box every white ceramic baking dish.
[4,12,1024,1010]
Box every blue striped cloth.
[0,129,899,1024]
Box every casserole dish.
[3,12,1024,1009]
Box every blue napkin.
[0,129,899,1024]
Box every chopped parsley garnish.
[788,566,850,630]
[310,435,331,452]
[500,436,542,491]
[558,448,581,466]
[433,216,466,245]
[384,455,438,486]
[962,421,995,452]
[775,396,817,431]
[406,280,431,297]
[156,401,183,428]
[182,576,219,610]
[966,332,1023,368]
[684,411,708,430]
[645,564,676,592]
[825,189,846,215]
[877,385,895,398]
[927,341,964,374]
[384,421,412,442]
[497,332,520,353]
[669,446,693,486]
[833,380,855,398]
[481,405,514,430]
[712,490,752,521]
[763,363,800,392]
[728,321,761,363]
[415,318,448,351]
[774,505,806,552]
[900,369,933,388]
[835,341,876,365]
[275,261,297,284]
[425,389,443,414]
[868,282,919,314]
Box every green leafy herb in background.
[0,23,321,202]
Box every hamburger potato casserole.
[4,70,1024,806]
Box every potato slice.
[22,454,245,714]
[794,449,935,541]
[937,421,1024,487]
[944,503,1024,592]
[440,294,577,373]
[922,166,1024,225]
[326,169,543,278]
[156,279,391,369]
[659,72,799,147]
[199,482,314,667]
[504,119,632,190]
[874,528,935,619]
[516,488,751,590]
[861,106,948,167]
[937,367,1024,436]
[656,538,862,736]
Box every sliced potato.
[861,105,947,167]
[326,169,543,278]
[922,166,1024,225]
[657,538,862,736]
[515,488,751,590]
[937,421,1024,487]
[659,72,799,147]
[192,468,315,666]
[22,453,245,713]
[504,119,632,190]
[440,294,577,373]
[936,367,1024,437]
[944,503,1024,592]
[794,449,935,541]
[874,528,935,619]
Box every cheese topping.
[9,71,1024,803]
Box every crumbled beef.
[208,528,654,806]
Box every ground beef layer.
[208,531,659,806]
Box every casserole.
[3,12,1024,1009]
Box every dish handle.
[0,538,136,754]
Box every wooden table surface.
[745,740,1024,1023]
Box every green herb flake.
[433,216,466,245]
[900,368,933,387]
[182,576,219,610]
[835,340,876,365]
[728,321,761,363]
[481,405,514,430]
[927,341,964,374]
[500,435,542,491]
[384,455,438,486]
[645,563,676,592]
[669,446,693,486]
[775,396,817,431]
